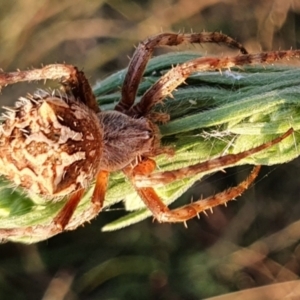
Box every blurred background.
[1,0,300,299]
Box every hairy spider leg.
[0,64,74,86]
[0,64,99,112]
[54,170,109,229]
[135,129,293,186]
[53,189,85,229]
[127,165,260,223]
[129,49,300,117]
[51,169,110,233]
[59,160,156,233]
[125,129,293,223]
[115,32,248,114]
[0,170,109,240]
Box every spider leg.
[0,189,85,242]
[0,170,109,242]
[62,170,110,231]
[129,49,300,117]
[129,165,260,223]
[115,32,248,113]
[135,128,293,187]
[0,64,99,112]
[54,189,86,229]
[125,129,292,223]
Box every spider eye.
[0,93,103,197]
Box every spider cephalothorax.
[0,32,295,242]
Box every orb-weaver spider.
[0,32,294,242]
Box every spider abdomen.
[0,92,103,197]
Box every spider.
[0,32,295,242]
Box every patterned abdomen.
[0,92,103,197]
